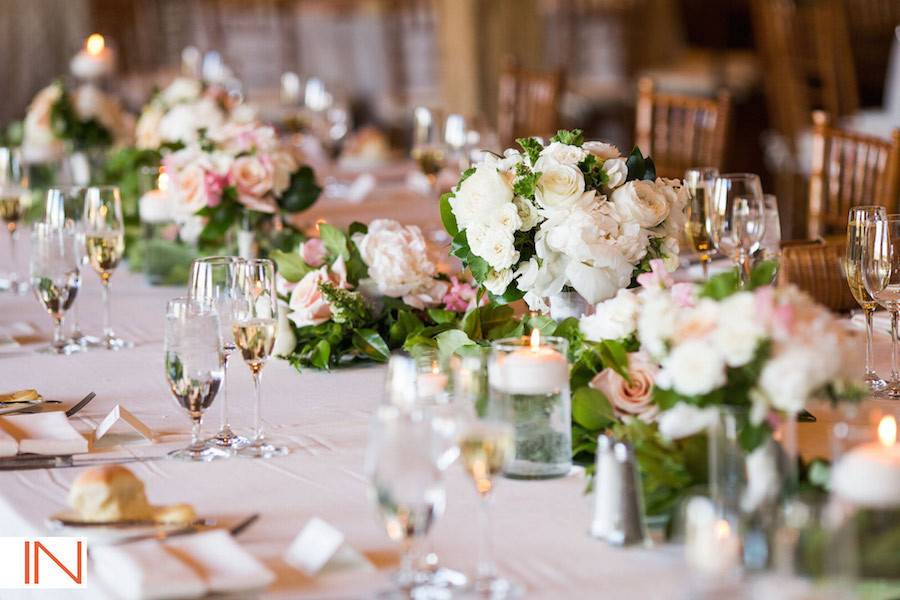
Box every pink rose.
[231,155,276,212]
[169,163,208,218]
[204,171,227,208]
[443,276,478,312]
[287,257,349,327]
[300,238,326,268]
[590,352,659,422]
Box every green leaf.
[572,386,616,431]
[351,329,390,362]
[271,249,312,283]
[750,259,779,287]
[319,223,350,260]
[347,221,368,238]
[427,308,457,324]
[698,268,740,300]
[310,339,331,370]
[513,163,541,198]
[199,196,241,245]
[551,129,584,146]
[597,339,631,383]
[389,310,425,345]
[439,193,459,238]
[278,165,321,213]
[625,146,657,182]
[516,137,543,165]
[552,317,582,341]
[490,282,525,304]
[463,304,515,340]
[434,329,477,363]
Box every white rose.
[758,349,815,415]
[713,292,766,367]
[497,148,524,172]
[177,216,204,246]
[162,77,202,105]
[603,158,628,189]
[583,141,620,160]
[449,165,514,231]
[273,301,297,357]
[159,98,225,145]
[637,289,677,358]
[513,196,540,231]
[533,158,585,211]
[580,288,641,341]
[135,106,163,149]
[657,403,719,440]
[484,269,513,296]
[72,84,104,121]
[352,219,440,299]
[662,339,727,396]
[611,180,671,228]
[486,202,522,234]
[539,141,587,166]
[468,225,518,271]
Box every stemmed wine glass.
[683,167,719,279]
[411,107,446,192]
[232,258,288,458]
[43,186,100,348]
[164,297,229,461]
[846,206,888,392]
[453,353,520,598]
[862,213,900,397]
[0,147,28,294]
[188,256,249,450]
[29,224,81,355]
[366,403,447,597]
[709,174,766,288]
[83,186,131,350]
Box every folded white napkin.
[92,531,274,600]
[0,412,89,455]
[285,517,373,576]
[0,427,16,457]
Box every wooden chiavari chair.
[778,237,857,312]
[634,77,731,179]
[807,110,900,238]
[497,63,564,147]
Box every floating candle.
[416,361,448,400]
[685,496,742,576]
[70,34,115,80]
[138,170,171,224]
[832,415,900,508]
[489,330,569,395]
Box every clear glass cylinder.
[488,335,571,479]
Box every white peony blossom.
[712,292,766,367]
[161,77,203,105]
[449,164,514,232]
[484,269,514,296]
[580,289,641,341]
[662,339,727,396]
[611,180,671,228]
[657,403,719,440]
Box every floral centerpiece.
[441,129,688,316]
[272,218,487,369]
[21,80,133,163]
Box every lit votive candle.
[832,415,900,508]
[685,496,742,576]
[139,170,171,224]
[70,34,115,80]
[489,329,569,395]
[416,361,448,400]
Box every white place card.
[94,405,157,445]
[284,518,373,577]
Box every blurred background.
[1,0,898,239]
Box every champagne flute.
[411,107,446,192]
[164,297,229,461]
[709,174,766,288]
[43,186,101,348]
[188,256,249,450]
[366,405,447,596]
[232,258,288,458]
[453,353,520,599]
[83,186,131,350]
[29,224,81,355]
[0,147,28,294]
[846,205,888,392]
[683,167,718,279]
[862,213,900,397]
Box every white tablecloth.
[0,260,689,599]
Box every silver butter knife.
[0,454,166,471]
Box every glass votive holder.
[488,334,571,479]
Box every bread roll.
[153,503,197,525]
[67,465,154,522]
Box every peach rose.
[169,163,208,218]
[590,352,659,422]
[231,155,276,212]
[269,151,298,196]
[287,257,349,327]
[300,238,326,268]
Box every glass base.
[422,566,468,589]
[72,332,103,349]
[376,584,453,600]
[213,426,250,449]
[0,278,29,295]
[237,440,289,458]
[472,575,522,599]
[168,443,231,462]
[100,334,133,351]
[866,374,888,393]
[36,341,84,356]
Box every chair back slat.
[634,77,731,178]
[497,64,563,147]
[808,110,900,238]
[778,237,857,312]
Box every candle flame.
[530,328,540,352]
[714,519,731,540]
[157,168,169,193]
[86,34,105,56]
[315,218,326,233]
[879,415,897,447]
[431,360,439,375]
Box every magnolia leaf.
[271,249,312,283]
[427,308,457,324]
[625,147,656,182]
[698,268,740,300]
[572,386,616,431]
[597,339,631,384]
[434,329,476,363]
[319,223,350,260]
[440,193,459,238]
[750,259,779,287]
[310,339,331,370]
[347,221,368,238]
[490,282,525,304]
[389,310,425,345]
[279,165,321,213]
[526,314,558,336]
[351,329,390,362]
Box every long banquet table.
[1,245,898,599]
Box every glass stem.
[52,316,65,350]
[8,227,17,284]
[101,277,112,339]
[220,353,230,431]
[865,307,876,377]
[701,255,710,280]
[190,416,203,452]
[399,539,416,588]
[891,310,899,388]
[252,369,263,443]
[476,492,496,582]
[737,250,751,288]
